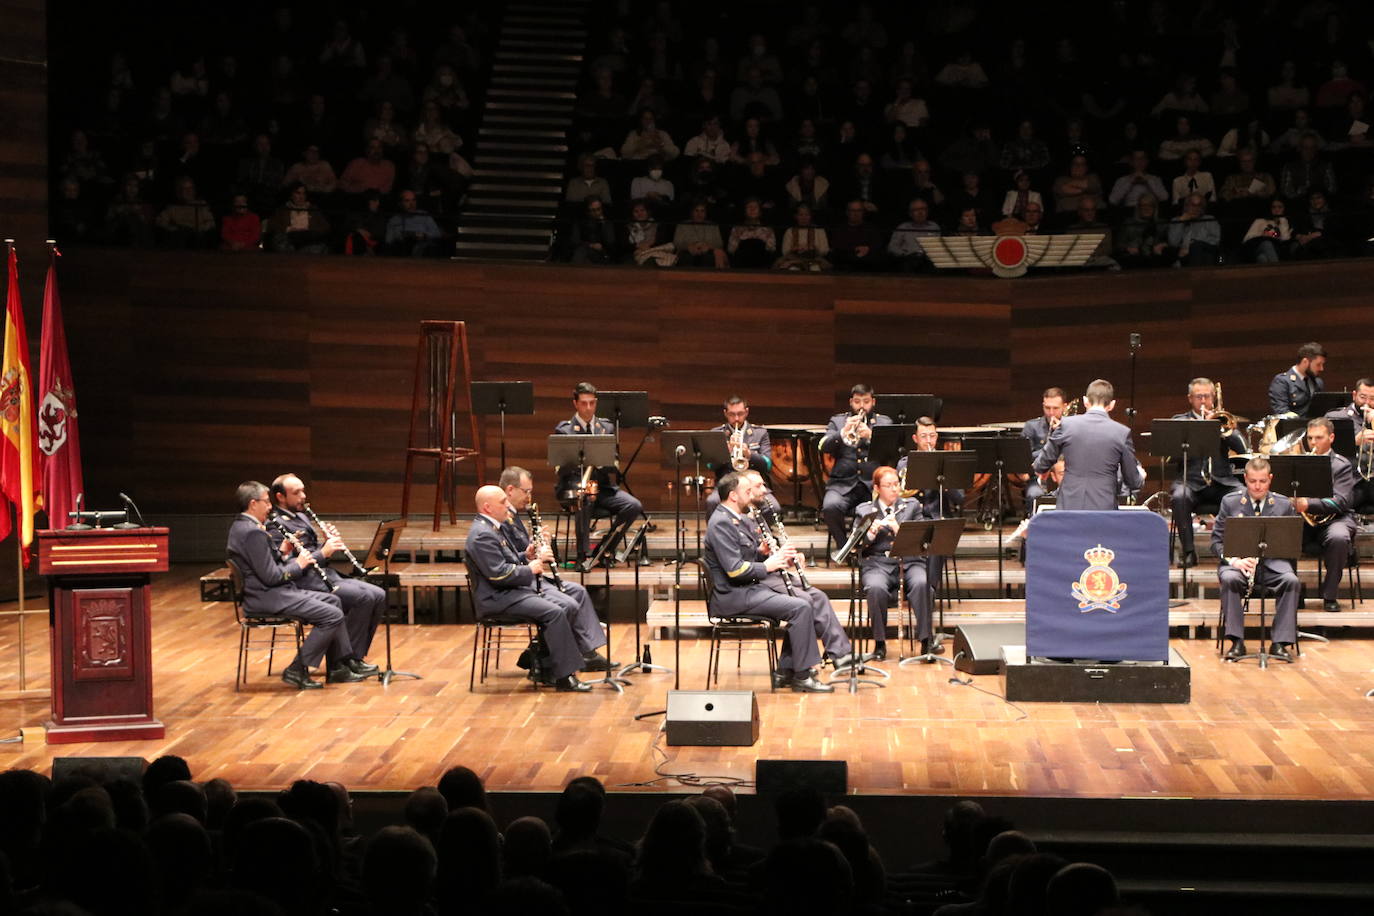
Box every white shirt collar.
[1087,405,1109,415]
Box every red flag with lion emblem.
[0,246,40,559]
[39,248,82,537]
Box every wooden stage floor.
[4,566,1374,801]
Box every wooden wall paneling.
[0,0,47,307]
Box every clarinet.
[760,503,810,589]
[527,502,568,593]
[749,507,795,597]
[302,502,370,576]
[267,517,339,592]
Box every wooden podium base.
[44,716,165,744]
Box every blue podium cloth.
[1025,510,1170,662]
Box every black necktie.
[1253,501,1262,515]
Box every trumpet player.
[819,383,893,549]
[268,473,383,681]
[705,395,779,515]
[1293,417,1356,612]
[1021,387,1068,506]
[228,481,358,690]
[854,466,931,661]
[1168,379,1246,569]
[1323,378,1374,512]
[1212,457,1300,662]
[895,417,965,520]
[498,466,615,673]
[553,382,644,563]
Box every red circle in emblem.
[993,236,1027,268]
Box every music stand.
[829,515,888,692]
[615,520,670,678]
[901,451,976,629]
[1267,454,1332,503]
[867,424,917,469]
[879,394,943,424]
[965,437,1033,594]
[1309,391,1349,417]
[892,519,966,666]
[659,431,730,559]
[598,390,650,493]
[470,381,534,470]
[1221,516,1303,668]
[1151,418,1223,602]
[1329,417,1356,459]
[548,435,618,563]
[362,519,417,686]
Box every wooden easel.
[400,320,483,531]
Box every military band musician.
[1167,379,1246,569]
[853,466,931,661]
[1267,341,1327,417]
[1323,378,1374,513]
[1212,456,1300,662]
[819,383,894,549]
[1021,387,1067,506]
[704,395,780,515]
[1292,417,1356,612]
[552,382,645,563]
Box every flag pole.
[4,240,21,692]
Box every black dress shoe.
[919,638,937,660]
[554,675,592,692]
[791,671,835,693]
[771,670,794,689]
[1223,640,1247,661]
[1268,643,1294,662]
[579,652,615,672]
[1323,599,1342,612]
[871,644,887,661]
[282,666,323,690]
[326,666,368,683]
[1179,550,1198,569]
[346,658,380,676]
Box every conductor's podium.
[36,527,169,742]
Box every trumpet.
[302,502,371,576]
[841,411,869,447]
[527,501,567,594]
[729,422,749,471]
[266,517,338,592]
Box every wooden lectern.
[36,527,169,743]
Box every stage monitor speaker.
[52,756,148,783]
[755,759,848,796]
[952,623,1026,675]
[665,690,759,746]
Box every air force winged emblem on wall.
[923,234,1107,278]
[1070,544,1128,613]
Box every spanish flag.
[1,246,40,561]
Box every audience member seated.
[1290,189,1346,259]
[423,67,473,128]
[1157,115,1215,161]
[884,78,930,128]
[1166,192,1221,266]
[1315,59,1365,111]
[412,100,462,156]
[1272,109,1325,156]
[1108,150,1169,211]
[1001,170,1043,219]
[362,100,408,158]
[775,203,831,271]
[902,158,945,212]
[105,173,156,247]
[1170,149,1216,206]
[888,198,941,271]
[1219,148,1276,218]
[401,143,457,215]
[1218,118,1270,159]
[1268,60,1310,113]
[878,123,919,172]
[1332,91,1374,150]
[837,152,889,216]
[629,154,674,210]
[940,121,999,177]
[1210,67,1250,119]
[569,197,616,264]
[731,116,781,167]
[683,114,731,163]
[949,171,995,225]
[999,119,1051,176]
[1152,72,1209,118]
[344,190,388,255]
[267,183,332,254]
[1066,196,1119,270]
[833,199,888,271]
[155,176,216,248]
[339,138,397,198]
[620,108,680,162]
[731,67,784,124]
[624,200,674,266]
[735,32,783,85]
[727,198,777,268]
[683,157,729,212]
[735,152,784,218]
[1242,198,1292,263]
[1115,194,1170,268]
[576,66,627,151]
[385,189,444,257]
[950,206,985,236]
[359,54,415,116]
[237,134,285,214]
[1051,153,1102,216]
[283,144,338,196]
[220,193,261,251]
[785,158,831,214]
[566,154,612,207]
[674,200,727,268]
[60,128,111,191]
[935,48,990,90]
[1281,133,1338,201]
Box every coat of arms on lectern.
[1069,544,1128,612]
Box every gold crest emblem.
[1069,544,1128,613]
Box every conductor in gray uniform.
[1032,379,1142,510]
[704,471,853,692]
[226,481,364,689]
[268,473,383,677]
[1211,456,1300,662]
[853,466,930,661]
[464,485,610,691]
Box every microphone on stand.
[115,492,144,529]
[67,492,93,530]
